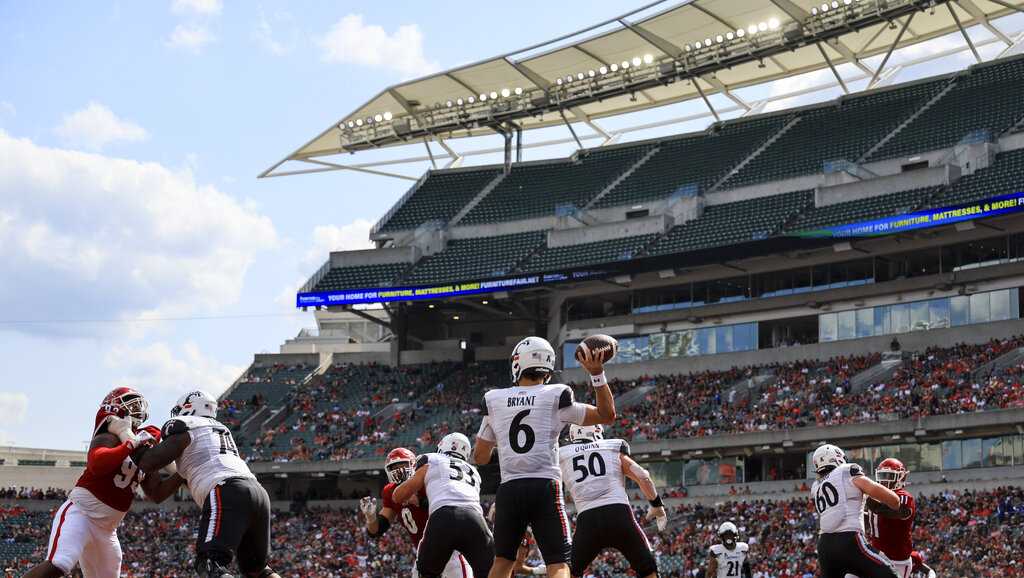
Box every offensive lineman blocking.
[473,336,617,578]
[138,390,280,578]
[394,433,495,578]
[811,444,901,578]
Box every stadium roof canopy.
[262,0,1024,178]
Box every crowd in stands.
[0,487,67,501]
[3,487,1021,577]
[231,336,1024,462]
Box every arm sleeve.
[87,442,133,476]
[415,455,429,470]
[848,463,864,477]
[619,440,631,456]
[161,418,189,438]
[477,416,495,442]
[556,387,587,425]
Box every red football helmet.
[876,458,908,490]
[93,387,150,436]
[385,447,416,484]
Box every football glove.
[646,505,668,532]
[359,496,378,522]
[106,416,137,445]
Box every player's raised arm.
[576,347,616,426]
[622,453,667,531]
[137,420,191,474]
[852,472,900,510]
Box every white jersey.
[161,415,256,506]
[812,462,867,534]
[419,452,483,516]
[557,439,630,513]
[477,383,587,483]
[710,542,749,578]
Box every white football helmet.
[569,424,604,443]
[812,444,846,475]
[510,336,556,382]
[171,390,218,419]
[718,521,738,536]
[438,432,472,461]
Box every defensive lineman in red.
[360,447,471,577]
[864,458,918,578]
[23,388,163,578]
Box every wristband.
[649,495,663,508]
[590,372,608,388]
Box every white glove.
[927,570,936,578]
[160,462,178,476]
[136,429,157,447]
[646,506,668,532]
[106,416,138,445]
[529,566,546,575]
[359,496,377,522]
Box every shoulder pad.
[161,418,189,438]
[381,483,396,505]
[710,544,724,555]
[618,439,631,456]
[558,387,574,409]
[415,454,429,470]
[848,463,864,477]
[738,542,749,552]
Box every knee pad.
[195,555,233,578]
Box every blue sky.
[0,1,1021,450]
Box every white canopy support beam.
[691,78,721,123]
[768,0,875,78]
[956,0,1014,45]
[1000,30,1024,57]
[817,42,849,94]
[297,158,419,181]
[437,138,463,169]
[948,2,983,64]
[868,13,915,89]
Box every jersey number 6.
[509,410,535,454]
[571,453,606,482]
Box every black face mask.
[722,533,737,548]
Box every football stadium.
[5,0,1024,576]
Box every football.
[575,334,618,364]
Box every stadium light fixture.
[383,111,393,121]
[832,0,839,8]
[355,118,363,126]
[452,315,460,320]
[514,87,523,95]
[446,100,453,107]
[747,24,757,34]
[610,63,619,72]
[704,37,712,46]
[642,53,654,64]
[716,35,724,43]
[501,88,511,97]
[758,21,769,31]
[467,96,475,103]
[456,97,464,105]
[726,32,734,40]
[489,91,498,99]
[620,60,629,69]
[556,78,563,85]
[599,65,608,74]
[769,18,780,30]
[631,56,642,66]
[736,28,744,38]
[577,72,585,80]
[479,93,487,101]
[588,69,596,78]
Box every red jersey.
[864,489,916,560]
[382,482,428,544]
[76,427,145,512]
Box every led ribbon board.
[296,271,604,307]
[795,191,1024,239]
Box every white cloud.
[318,14,439,77]
[253,8,292,56]
[55,102,148,151]
[105,341,243,396]
[0,393,28,423]
[0,392,28,445]
[0,130,277,337]
[306,220,374,266]
[171,0,222,16]
[166,23,215,53]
